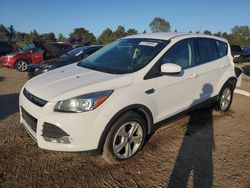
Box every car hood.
[24,63,134,101]
[33,41,72,57]
[40,56,73,67]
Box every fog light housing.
[42,122,72,144]
[43,136,72,144]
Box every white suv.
[19,33,237,163]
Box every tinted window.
[63,46,89,57]
[216,40,228,57]
[159,39,196,69]
[86,48,99,56]
[197,38,218,63]
[0,41,15,55]
[32,47,44,53]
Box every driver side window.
[159,39,196,69]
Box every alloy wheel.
[17,61,28,71]
[112,121,143,159]
[220,87,232,111]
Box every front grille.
[23,88,47,107]
[42,123,69,138]
[21,107,37,132]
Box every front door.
[152,38,201,122]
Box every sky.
[0,0,250,38]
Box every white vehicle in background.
[19,33,237,163]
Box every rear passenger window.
[197,38,218,64]
[216,40,228,57]
[159,39,196,69]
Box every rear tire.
[102,111,147,163]
[217,84,233,112]
[15,60,28,72]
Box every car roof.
[74,45,103,49]
[124,32,228,43]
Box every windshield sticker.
[139,41,158,47]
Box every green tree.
[57,33,66,42]
[203,30,212,35]
[30,29,40,42]
[174,29,178,32]
[149,17,171,32]
[70,27,96,44]
[97,28,114,44]
[0,24,8,40]
[230,25,250,46]
[40,32,56,42]
[114,26,126,39]
[7,25,16,39]
[213,31,222,37]
[15,32,30,44]
[143,30,147,34]
[126,28,138,36]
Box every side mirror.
[161,63,182,74]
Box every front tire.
[102,111,147,163]
[217,84,233,112]
[15,60,28,72]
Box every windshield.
[78,38,168,74]
[62,46,89,57]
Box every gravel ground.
[0,66,249,188]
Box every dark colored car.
[230,45,250,63]
[230,45,243,63]
[0,40,20,57]
[0,41,72,71]
[28,45,103,78]
[241,46,250,62]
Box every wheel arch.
[14,59,30,68]
[97,104,154,154]
[223,76,237,90]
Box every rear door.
[195,38,228,101]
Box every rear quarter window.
[216,40,228,57]
[197,38,218,64]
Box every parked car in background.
[230,45,250,63]
[0,41,72,71]
[20,33,237,163]
[230,45,243,63]
[28,45,103,78]
[241,46,250,62]
[0,40,20,57]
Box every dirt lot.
[0,66,249,188]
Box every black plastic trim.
[42,122,69,138]
[23,88,47,107]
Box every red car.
[0,42,72,71]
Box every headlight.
[4,54,15,58]
[54,90,113,112]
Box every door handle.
[145,88,155,94]
[189,73,198,79]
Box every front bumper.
[19,89,110,152]
[0,57,15,67]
